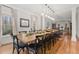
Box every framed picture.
[20,18,29,27]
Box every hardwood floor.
[56,36,79,54]
[0,44,13,54]
[0,34,79,54]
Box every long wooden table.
[16,29,59,54]
[17,29,58,45]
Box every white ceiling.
[9,4,79,21]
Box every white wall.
[7,4,42,32]
[16,9,31,32]
[71,7,79,41]
[0,6,2,46]
[30,15,42,31]
[45,17,53,29]
[76,7,79,39]
[71,7,77,41]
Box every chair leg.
[35,47,38,54]
[41,46,43,53]
[26,47,29,54]
[44,42,46,54]
[35,50,37,54]
[48,40,50,50]
[49,40,51,50]
[42,44,44,54]
[16,48,20,54]
[22,48,25,52]
[12,47,15,54]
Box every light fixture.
[45,4,55,13]
[45,15,55,21]
[41,13,55,21]
[41,13,44,16]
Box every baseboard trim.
[0,42,12,47]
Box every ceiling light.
[45,4,55,13]
[45,15,55,21]
[41,13,55,21]
[41,13,44,16]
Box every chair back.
[11,35,20,48]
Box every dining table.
[16,29,59,54]
[17,29,59,45]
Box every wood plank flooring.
[0,34,79,54]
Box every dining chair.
[28,35,43,54]
[51,32,55,46]
[11,35,28,54]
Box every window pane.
[2,16,12,35]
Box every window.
[2,15,12,35]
